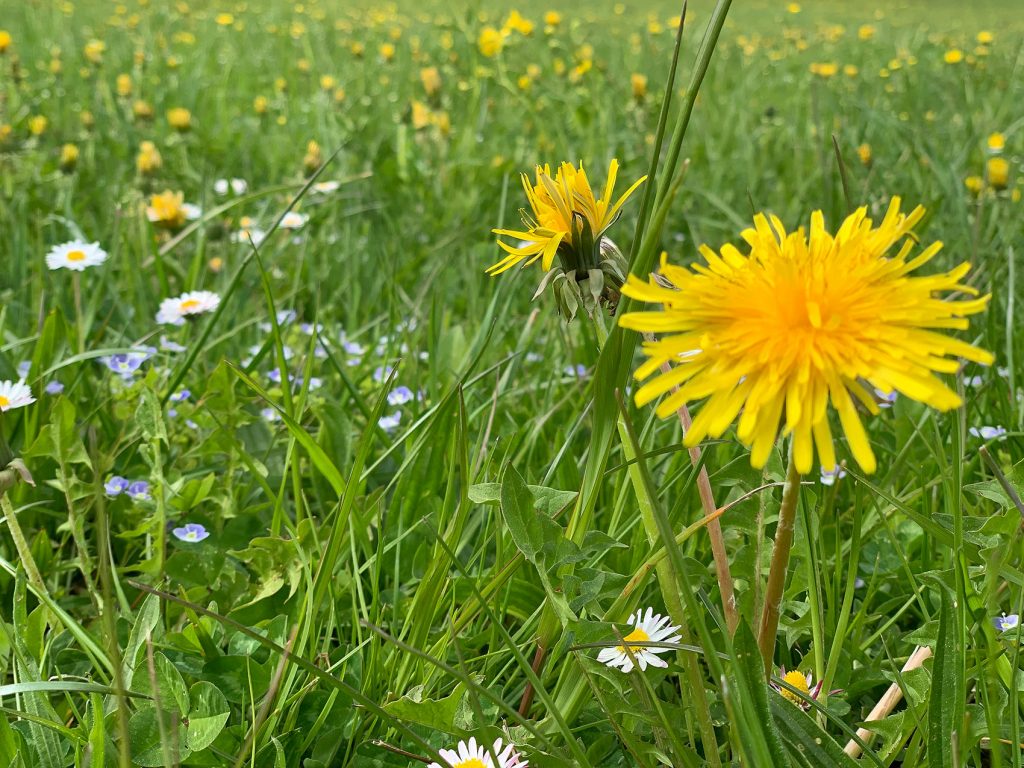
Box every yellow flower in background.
[964,175,983,195]
[411,100,431,129]
[320,74,337,91]
[0,30,12,53]
[844,64,859,77]
[504,10,534,36]
[28,115,48,136]
[478,26,503,57]
[167,107,192,131]
[619,199,993,474]
[136,140,162,174]
[858,25,876,41]
[490,160,646,275]
[333,87,346,103]
[133,100,154,120]
[987,157,1009,189]
[380,43,396,62]
[303,140,322,173]
[81,110,95,129]
[544,11,562,27]
[297,58,311,72]
[631,73,648,100]
[809,62,838,78]
[350,41,365,57]
[987,132,1005,152]
[976,30,994,44]
[517,74,531,90]
[146,190,188,228]
[84,39,105,63]
[59,143,80,172]
[116,73,132,96]
[274,77,287,92]
[215,12,234,26]
[857,143,872,165]
[0,125,11,143]
[944,49,963,64]
[786,3,801,13]
[253,95,269,114]
[420,66,441,96]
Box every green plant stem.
[757,446,801,675]
[1,494,49,598]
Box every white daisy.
[311,180,341,194]
[279,211,309,229]
[214,178,248,195]
[0,380,35,412]
[597,607,681,673]
[427,737,528,768]
[182,203,202,220]
[45,240,108,271]
[156,290,221,325]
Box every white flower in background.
[279,211,309,229]
[378,412,402,431]
[312,180,341,194]
[156,290,221,325]
[45,240,108,271]
[214,178,248,195]
[965,374,984,388]
[820,465,847,486]
[0,380,35,412]
[427,738,528,768]
[969,425,1007,440]
[182,203,202,220]
[598,607,681,673]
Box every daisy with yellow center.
[619,198,993,475]
[597,607,680,673]
[45,240,108,271]
[156,290,220,325]
[0,380,35,412]
[427,737,527,768]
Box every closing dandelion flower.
[598,607,680,673]
[172,523,209,542]
[619,199,993,475]
[490,160,645,318]
[46,240,108,271]
[0,380,35,412]
[427,737,527,768]
[157,290,220,325]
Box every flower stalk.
[757,445,802,673]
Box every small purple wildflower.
[388,386,414,406]
[969,425,1007,440]
[127,481,151,501]
[104,476,130,496]
[820,465,847,486]
[16,361,31,379]
[994,614,1020,632]
[378,411,402,431]
[170,389,191,402]
[45,380,65,395]
[172,523,210,543]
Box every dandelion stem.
[757,445,802,674]
[1,493,49,597]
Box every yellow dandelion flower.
[215,12,234,26]
[987,132,1005,153]
[503,10,534,36]
[631,73,648,100]
[809,62,838,78]
[779,670,811,705]
[976,31,993,44]
[333,87,346,103]
[0,125,11,143]
[987,156,1009,190]
[320,74,337,91]
[59,143,80,172]
[81,110,94,129]
[84,39,105,64]
[28,115,48,136]
[858,25,875,41]
[843,64,859,77]
[410,100,432,130]
[944,49,963,64]
[167,107,191,131]
[146,190,187,229]
[478,26,503,57]
[619,199,993,475]
[420,66,441,96]
[253,95,269,114]
[544,11,562,27]
[116,73,132,96]
[303,140,322,173]
[857,143,872,165]
[133,100,154,120]
[380,42,396,62]
[517,74,531,90]
[136,140,162,174]
[490,160,646,275]
[786,3,801,13]
[0,30,12,54]
[964,175,983,195]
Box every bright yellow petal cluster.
[619,199,993,475]
[489,160,645,275]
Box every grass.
[0,0,1022,766]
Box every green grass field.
[0,0,1022,766]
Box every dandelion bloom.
[167,107,192,131]
[619,199,993,475]
[598,607,680,673]
[0,380,35,412]
[478,26,504,57]
[28,115,48,136]
[0,30,11,54]
[157,291,220,325]
[987,132,1005,152]
[427,738,527,768]
[944,49,964,64]
[420,66,441,96]
[631,73,648,100]
[146,190,198,229]
[253,95,269,115]
[987,156,1009,189]
[137,141,163,174]
[857,143,872,166]
[45,240,108,271]
[490,160,645,275]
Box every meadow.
[0,0,1022,765]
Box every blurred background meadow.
[0,0,1022,765]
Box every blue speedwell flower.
[172,523,210,543]
[127,481,151,501]
[105,476,130,496]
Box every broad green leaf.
[132,653,190,716]
[128,706,190,767]
[186,682,230,752]
[771,696,860,768]
[382,683,467,732]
